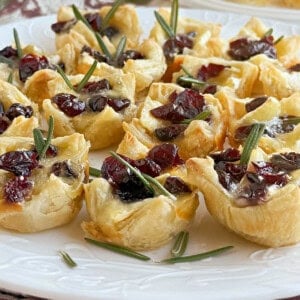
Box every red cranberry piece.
[237,178,267,204]
[0,114,11,134]
[0,46,18,59]
[82,45,108,63]
[115,173,155,202]
[164,176,191,194]
[45,144,58,158]
[51,161,78,178]
[155,124,187,141]
[102,26,119,39]
[270,152,300,171]
[84,13,102,32]
[0,150,39,176]
[79,79,111,94]
[88,95,107,112]
[107,98,130,112]
[117,50,144,67]
[51,19,77,34]
[197,63,228,82]
[163,34,193,60]
[210,148,241,163]
[234,125,254,140]
[19,54,50,82]
[147,143,183,169]
[202,84,217,94]
[4,176,33,203]
[5,103,33,120]
[289,63,300,72]
[245,96,268,112]
[228,36,276,61]
[132,158,161,177]
[52,93,86,117]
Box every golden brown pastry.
[187,147,300,247]
[0,133,89,232]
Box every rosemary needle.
[171,231,189,257]
[76,60,98,92]
[89,166,101,177]
[56,65,74,91]
[59,251,77,268]
[154,11,174,38]
[13,28,23,58]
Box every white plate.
[0,8,300,300]
[185,0,300,22]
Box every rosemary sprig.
[85,238,151,261]
[282,116,300,125]
[177,76,206,87]
[239,123,265,165]
[89,166,101,177]
[171,231,189,257]
[161,245,233,264]
[154,11,174,38]
[274,35,284,45]
[0,55,14,67]
[181,110,211,125]
[263,28,273,38]
[170,0,179,36]
[71,4,93,31]
[114,36,127,61]
[109,151,154,194]
[56,65,74,91]
[7,71,13,83]
[13,28,23,58]
[101,0,123,30]
[182,66,194,78]
[59,250,77,268]
[76,60,98,92]
[143,173,176,201]
[33,116,54,159]
[95,32,113,60]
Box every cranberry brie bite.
[83,142,198,251]
[0,133,89,232]
[41,72,136,150]
[187,147,300,247]
[0,79,39,137]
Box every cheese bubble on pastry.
[187,147,300,247]
[0,79,39,137]
[83,142,199,251]
[0,133,89,232]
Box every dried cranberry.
[164,176,191,194]
[51,161,78,178]
[270,152,300,171]
[5,103,33,120]
[115,173,155,202]
[197,63,228,82]
[163,34,193,60]
[147,143,183,169]
[202,84,217,95]
[150,89,205,123]
[52,93,86,117]
[0,46,18,59]
[234,125,254,140]
[19,54,50,82]
[214,161,246,190]
[4,176,33,203]
[289,63,300,72]
[0,114,11,134]
[210,148,241,163]
[51,19,77,34]
[84,13,102,32]
[0,150,39,176]
[88,95,107,112]
[132,158,161,177]
[107,98,130,111]
[82,45,108,63]
[117,50,144,67]
[237,180,267,204]
[102,26,119,39]
[79,79,111,94]
[228,36,276,61]
[245,96,268,112]
[154,124,187,141]
[45,144,58,158]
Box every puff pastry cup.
[53,5,141,55]
[187,147,300,247]
[36,71,136,150]
[0,79,39,137]
[130,82,227,160]
[82,134,199,251]
[0,133,89,232]
[217,88,300,153]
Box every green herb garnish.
[101,0,123,30]
[59,250,77,268]
[282,116,300,126]
[182,65,194,78]
[71,5,92,30]
[170,0,179,35]
[161,245,233,264]
[171,231,189,257]
[89,166,101,177]
[181,110,211,125]
[95,32,113,60]
[56,65,74,90]
[263,28,273,38]
[33,116,54,159]
[0,55,14,67]
[76,60,98,92]
[176,76,206,87]
[85,238,151,261]
[114,36,127,61]
[13,28,23,58]
[239,123,265,165]
[274,35,284,45]
[7,71,13,83]
[154,11,174,38]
